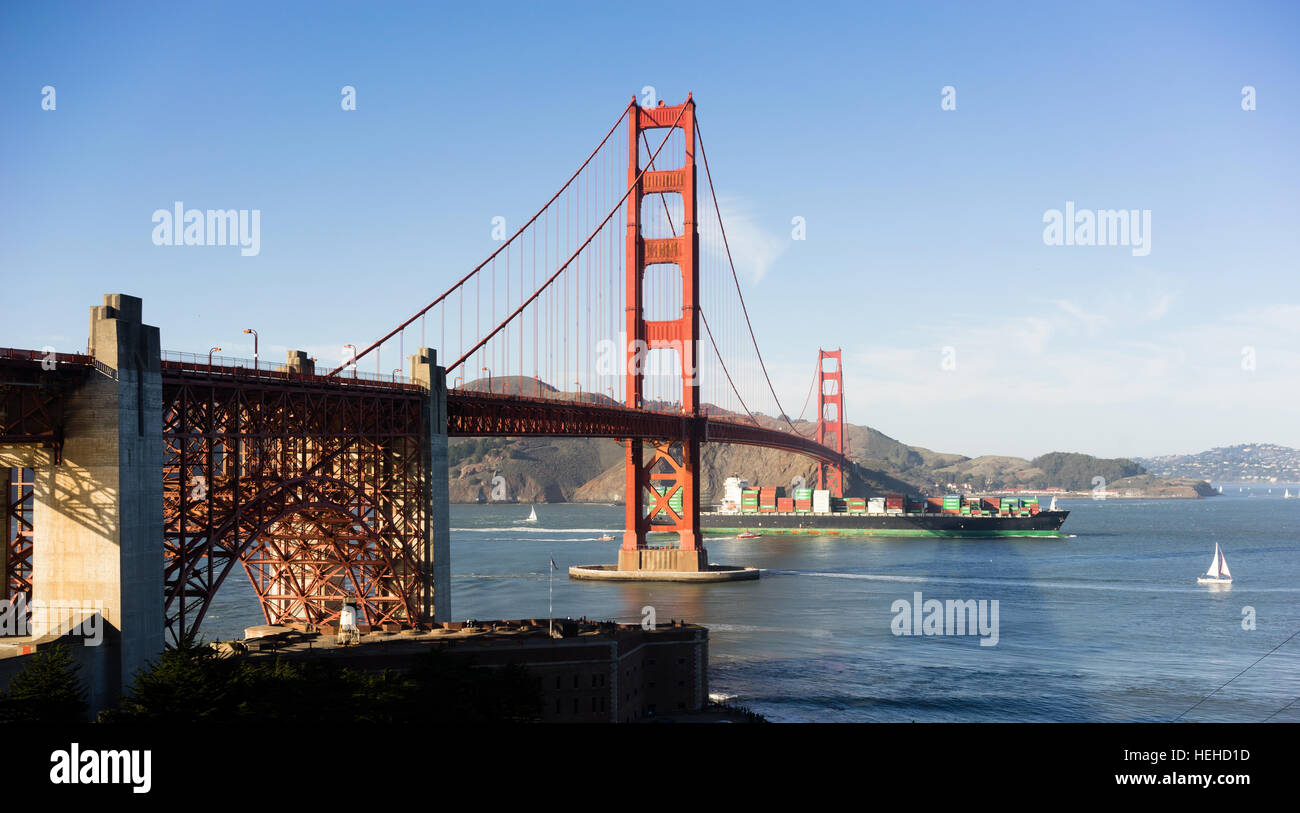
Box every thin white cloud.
[828,298,1300,456]
[715,197,787,285]
[1145,292,1173,321]
[1053,299,1109,335]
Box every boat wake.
[707,623,833,639]
[453,527,615,534]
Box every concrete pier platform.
[569,563,760,582]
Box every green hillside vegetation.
[1029,452,1145,491]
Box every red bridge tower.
[817,348,844,498]
[619,96,706,571]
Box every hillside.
[447,376,1215,503]
[571,442,918,504]
[1137,443,1300,483]
[1107,475,1219,499]
[452,435,917,504]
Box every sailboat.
[1285,489,1293,499]
[1196,542,1233,584]
[524,505,538,522]
[1218,485,1223,494]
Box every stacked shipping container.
[731,484,1048,518]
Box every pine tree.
[0,643,88,723]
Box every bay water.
[203,486,1300,722]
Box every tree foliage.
[1029,452,1145,491]
[0,644,88,724]
[104,643,542,724]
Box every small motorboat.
[1197,542,1233,585]
[736,531,761,539]
[597,533,615,542]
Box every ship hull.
[698,509,1070,538]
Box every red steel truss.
[0,348,92,463]
[2,351,90,611]
[816,348,845,498]
[4,467,34,606]
[161,363,431,645]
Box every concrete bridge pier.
[29,294,164,707]
[409,348,450,623]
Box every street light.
[208,347,222,367]
[453,375,464,389]
[242,328,258,368]
[343,344,357,379]
[392,368,401,382]
[481,366,492,394]
[574,381,582,402]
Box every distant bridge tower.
[620,95,706,571]
[816,348,844,498]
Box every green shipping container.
[653,486,683,514]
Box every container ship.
[697,478,1069,538]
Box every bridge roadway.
[445,390,847,467]
[157,353,847,467]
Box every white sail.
[1217,548,1231,579]
[1206,543,1222,578]
[526,505,538,522]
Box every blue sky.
[2,1,1297,459]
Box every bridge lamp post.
[343,344,357,379]
[208,346,222,367]
[482,366,492,394]
[242,328,258,368]
[392,368,401,382]
[574,381,582,402]
[453,375,464,389]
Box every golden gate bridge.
[1,96,848,654]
